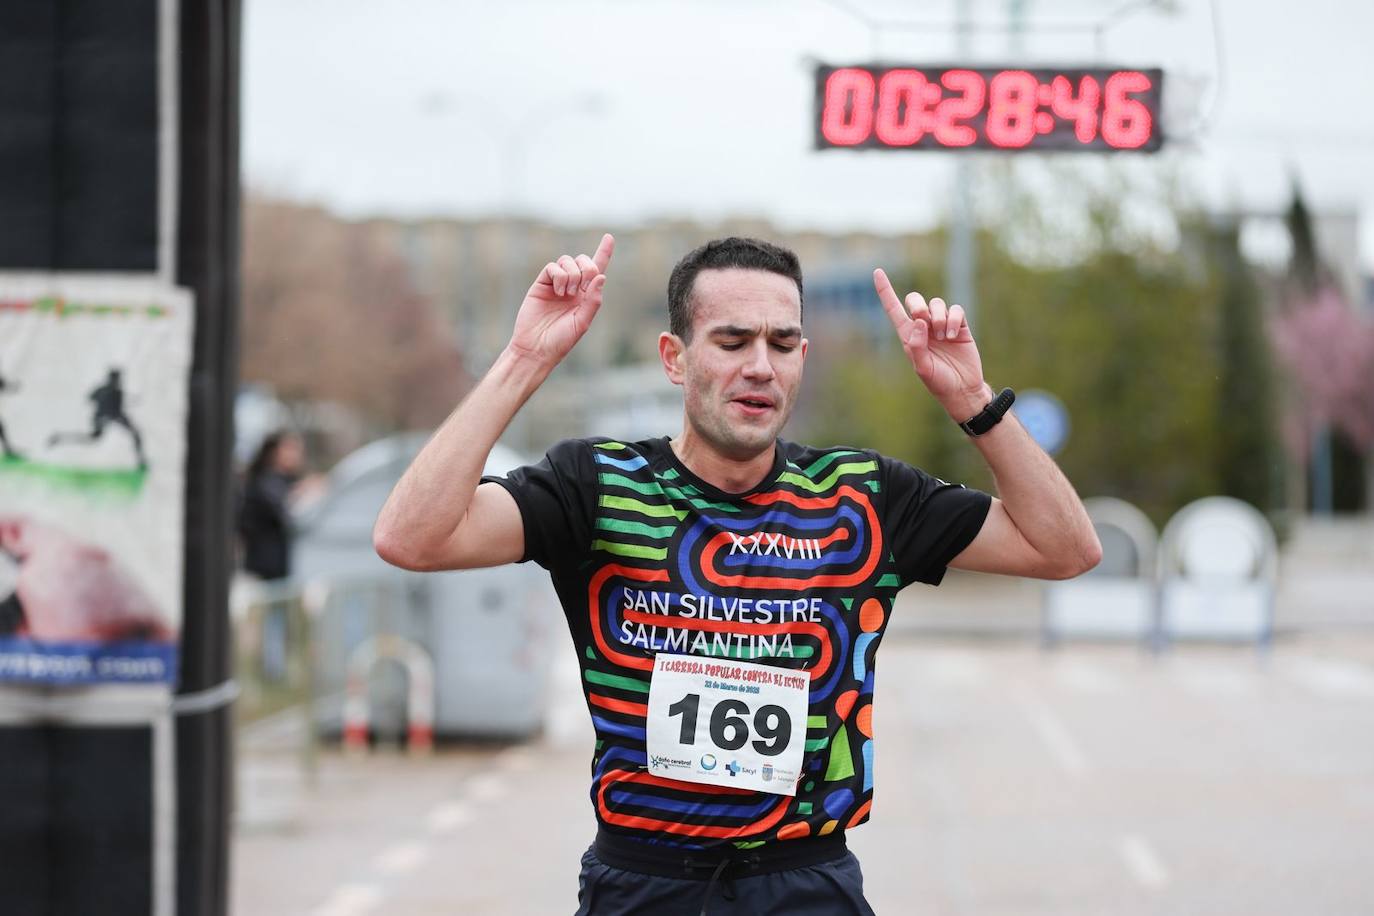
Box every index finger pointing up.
[873,268,912,331]
[592,233,616,273]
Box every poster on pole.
[0,278,193,685]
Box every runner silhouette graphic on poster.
[47,368,148,470]
[0,365,19,459]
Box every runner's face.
[677,269,807,459]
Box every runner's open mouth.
[733,395,775,409]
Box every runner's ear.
[658,331,686,385]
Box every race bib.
[645,653,809,796]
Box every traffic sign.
[1016,389,1070,455]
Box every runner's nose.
[740,339,775,381]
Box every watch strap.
[958,387,1016,436]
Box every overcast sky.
[243,0,1374,270]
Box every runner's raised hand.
[873,268,990,419]
[508,233,615,366]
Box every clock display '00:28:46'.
[814,65,1164,153]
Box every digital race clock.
[814,65,1164,152]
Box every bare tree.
[240,194,468,437]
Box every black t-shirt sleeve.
[480,438,598,570]
[877,453,992,587]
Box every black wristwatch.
[958,387,1016,436]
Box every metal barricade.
[232,574,413,829]
[341,633,435,755]
[233,573,430,721]
[233,579,311,719]
[1042,497,1159,647]
[232,578,324,788]
[1157,496,1278,648]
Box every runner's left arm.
[872,269,1101,580]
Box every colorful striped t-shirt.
[485,436,990,850]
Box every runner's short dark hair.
[667,238,804,341]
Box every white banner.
[0,278,193,684]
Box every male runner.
[375,235,1101,914]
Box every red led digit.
[821,68,877,146]
[1101,71,1153,149]
[1050,75,1100,143]
[933,69,985,147]
[985,70,1038,148]
[875,69,933,146]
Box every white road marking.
[426,801,473,834]
[1051,659,1121,694]
[310,883,383,916]
[465,772,509,803]
[238,702,312,748]
[1170,661,1259,699]
[373,841,429,876]
[1283,657,1374,699]
[918,651,988,688]
[235,759,306,829]
[1015,694,1091,777]
[1119,834,1170,889]
[304,660,580,916]
[499,747,537,772]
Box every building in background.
[357,214,942,451]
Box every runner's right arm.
[372,234,614,571]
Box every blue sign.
[1016,389,1070,455]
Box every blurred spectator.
[236,429,311,581]
[236,430,326,682]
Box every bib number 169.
[667,693,792,756]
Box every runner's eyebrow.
[708,325,802,340]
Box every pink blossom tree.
[1269,286,1374,459]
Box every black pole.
[175,1,241,913]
